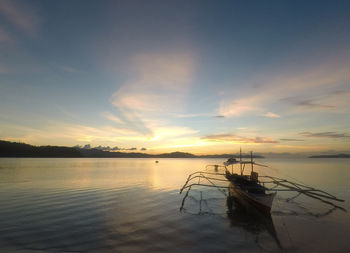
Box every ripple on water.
[1,158,349,252]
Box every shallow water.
[0,158,349,252]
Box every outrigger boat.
[225,149,276,214]
[180,149,345,215]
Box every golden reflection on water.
[0,158,226,191]
[1,158,349,194]
[1,157,350,253]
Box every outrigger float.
[180,149,345,215]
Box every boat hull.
[229,183,275,215]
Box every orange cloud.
[201,134,279,144]
[262,112,280,118]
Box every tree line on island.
[1,140,349,158]
[309,154,350,158]
[0,140,264,158]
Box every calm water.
[0,158,349,253]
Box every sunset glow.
[1,0,350,155]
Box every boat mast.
[251,151,253,172]
[240,147,242,175]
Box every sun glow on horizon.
[0,1,349,155]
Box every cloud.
[328,89,350,96]
[173,113,213,118]
[150,126,198,141]
[217,53,350,117]
[103,110,153,137]
[219,95,263,117]
[280,138,304,142]
[94,145,111,151]
[297,100,334,109]
[83,144,91,149]
[0,120,153,146]
[103,112,124,124]
[108,51,196,139]
[262,112,280,118]
[110,147,137,151]
[78,145,138,151]
[1,120,201,152]
[201,134,279,144]
[0,0,39,35]
[267,55,350,92]
[299,131,350,139]
[281,97,335,110]
[112,52,195,114]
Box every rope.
[275,196,296,253]
[263,163,311,187]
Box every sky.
[0,0,350,155]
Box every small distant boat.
[155,160,159,163]
[223,157,238,166]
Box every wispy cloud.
[150,126,198,141]
[173,113,213,118]
[103,112,124,124]
[109,51,196,139]
[268,56,350,92]
[0,120,151,146]
[0,0,39,35]
[262,112,280,118]
[201,134,279,144]
[280,138,304,142]
[299,131,350,139]
[112,52,195,114]
[217,54,350,117]
[281,97,335,110]
[295,100,335,109]
[328,89,350,96]
[219,95,263,117]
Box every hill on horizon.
[0,140,265,158]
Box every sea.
[0,158,349,253]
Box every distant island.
[309,154,350,158]
[0,140,264,159]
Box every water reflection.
[226,196,281,248]
[273,195,347,218]
[179,188,283,251]
[1,158,350,253]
